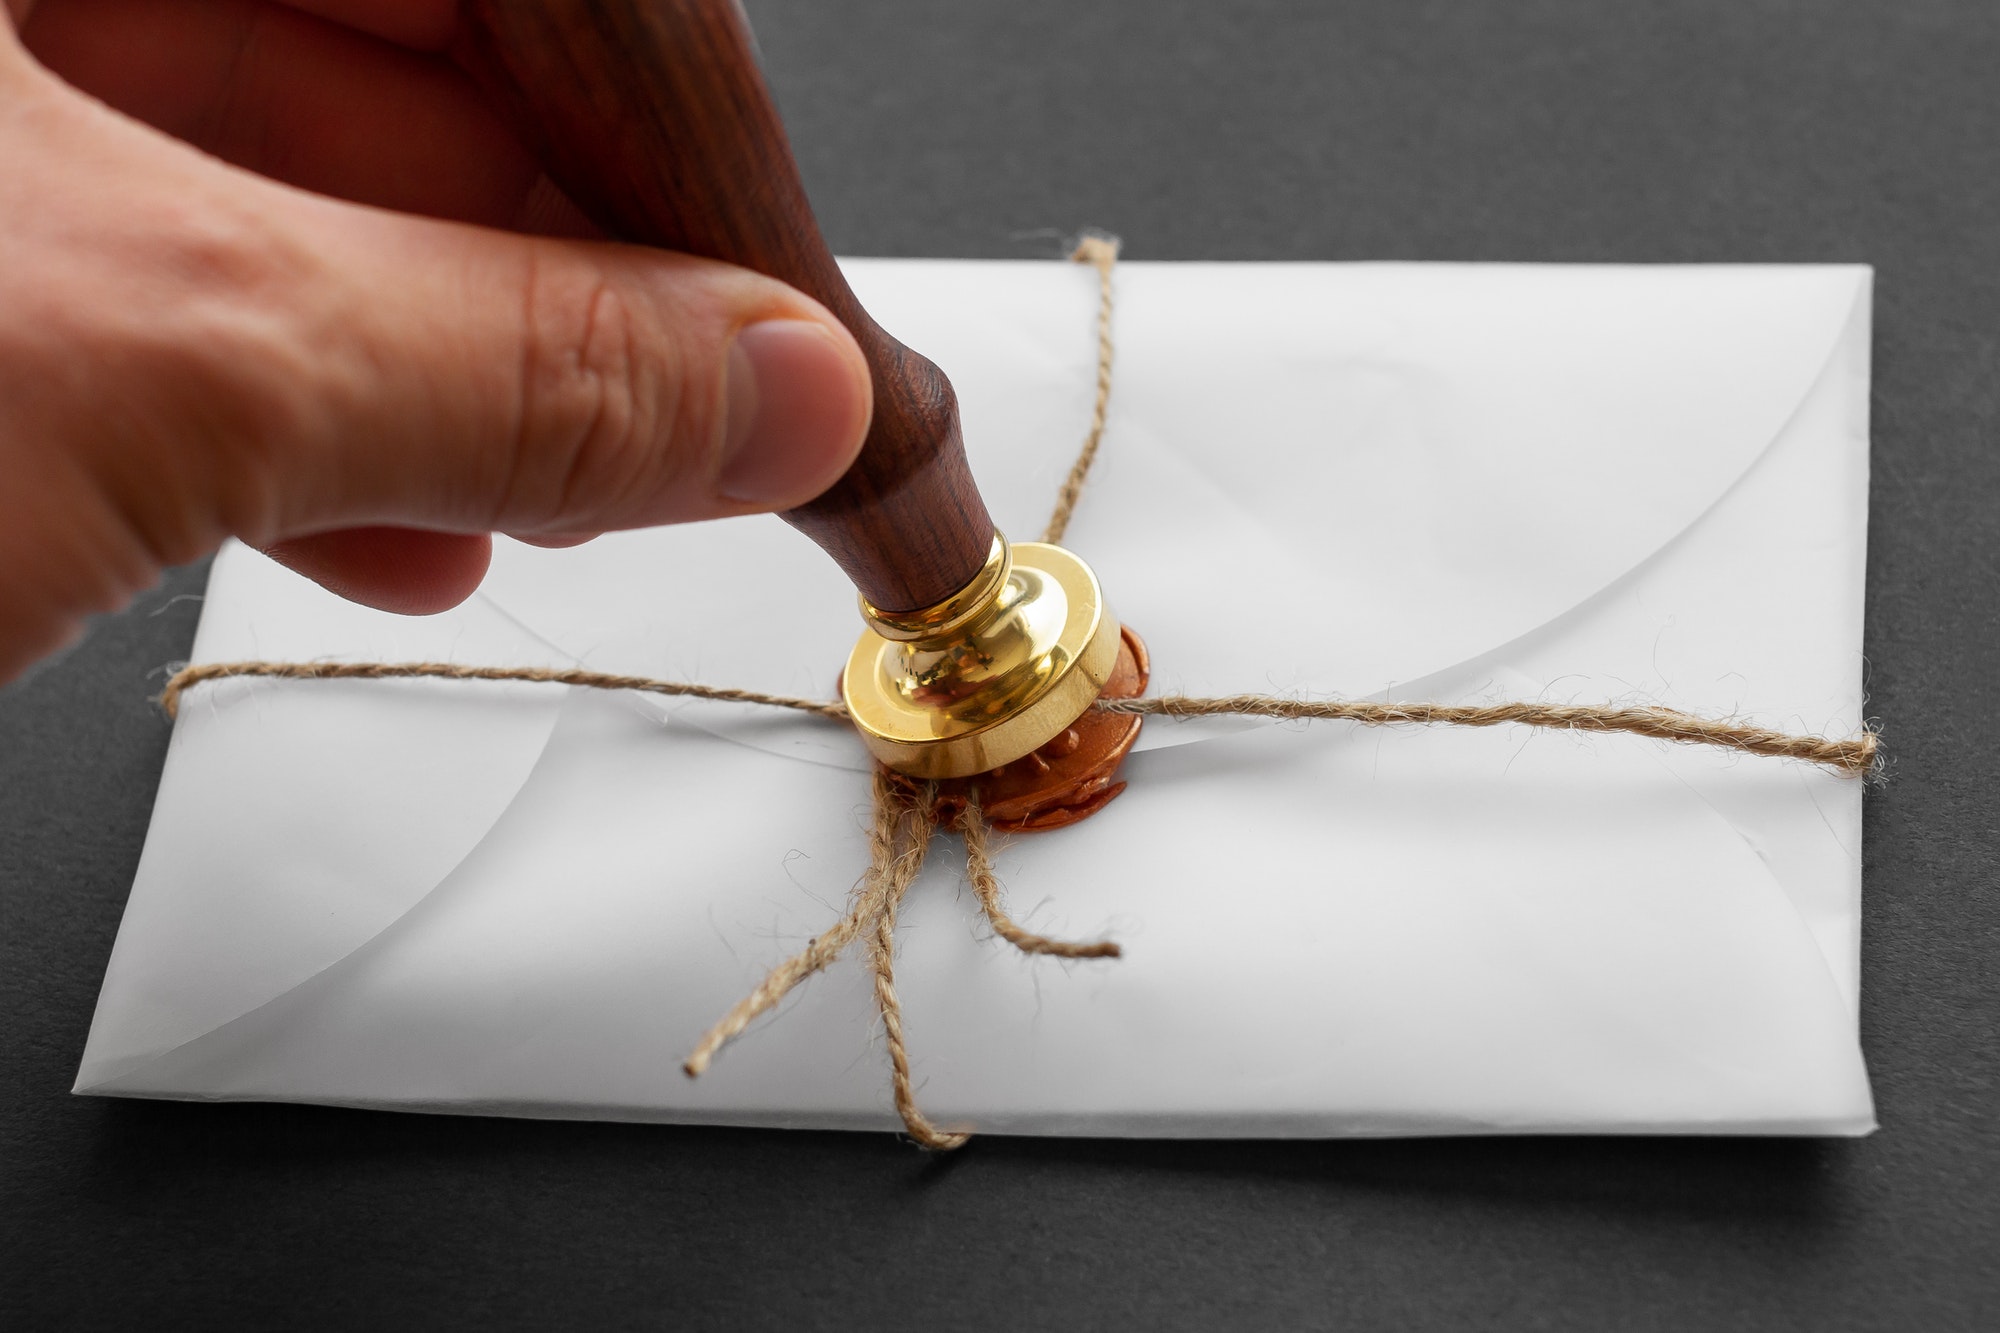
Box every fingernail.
[719,319,869,506]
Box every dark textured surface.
[4,1,1996,1327]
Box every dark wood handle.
[456,0,994,613]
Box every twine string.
[160,658,844,723]
[1043,233,1120,546]
[680,768,905,1079]
[1100,696,1879,775]
[859,783,968,1151]
[162,661,1882,778]
[155,234,1882,1148]
[961,793,1123,959]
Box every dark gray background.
[4,1,1996,1327]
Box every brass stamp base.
[841,539,1121,780]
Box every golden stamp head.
[842,533,1123,780]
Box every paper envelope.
[76,260,1876,1137]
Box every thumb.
[241,189,872,606]
[0,62,875,672]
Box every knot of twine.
[158,234,1881,1150]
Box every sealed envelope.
[76,259,1876,1137]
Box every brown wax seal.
[882,625,1150,833]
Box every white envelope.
[76,259,1876,1138]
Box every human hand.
[0,0,873,684]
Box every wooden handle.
[457,0,995,613]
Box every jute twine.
[159,235,1881,1148]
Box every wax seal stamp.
[842,533,1124,781]
[463,3,1143,818]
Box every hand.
[0,0,874,684]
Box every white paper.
[76,260,1875,1137]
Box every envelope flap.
[1052,263,1867,695]
[470,262,1867,718]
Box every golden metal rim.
[842,542,1120,780]
[858,533,1010,644]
